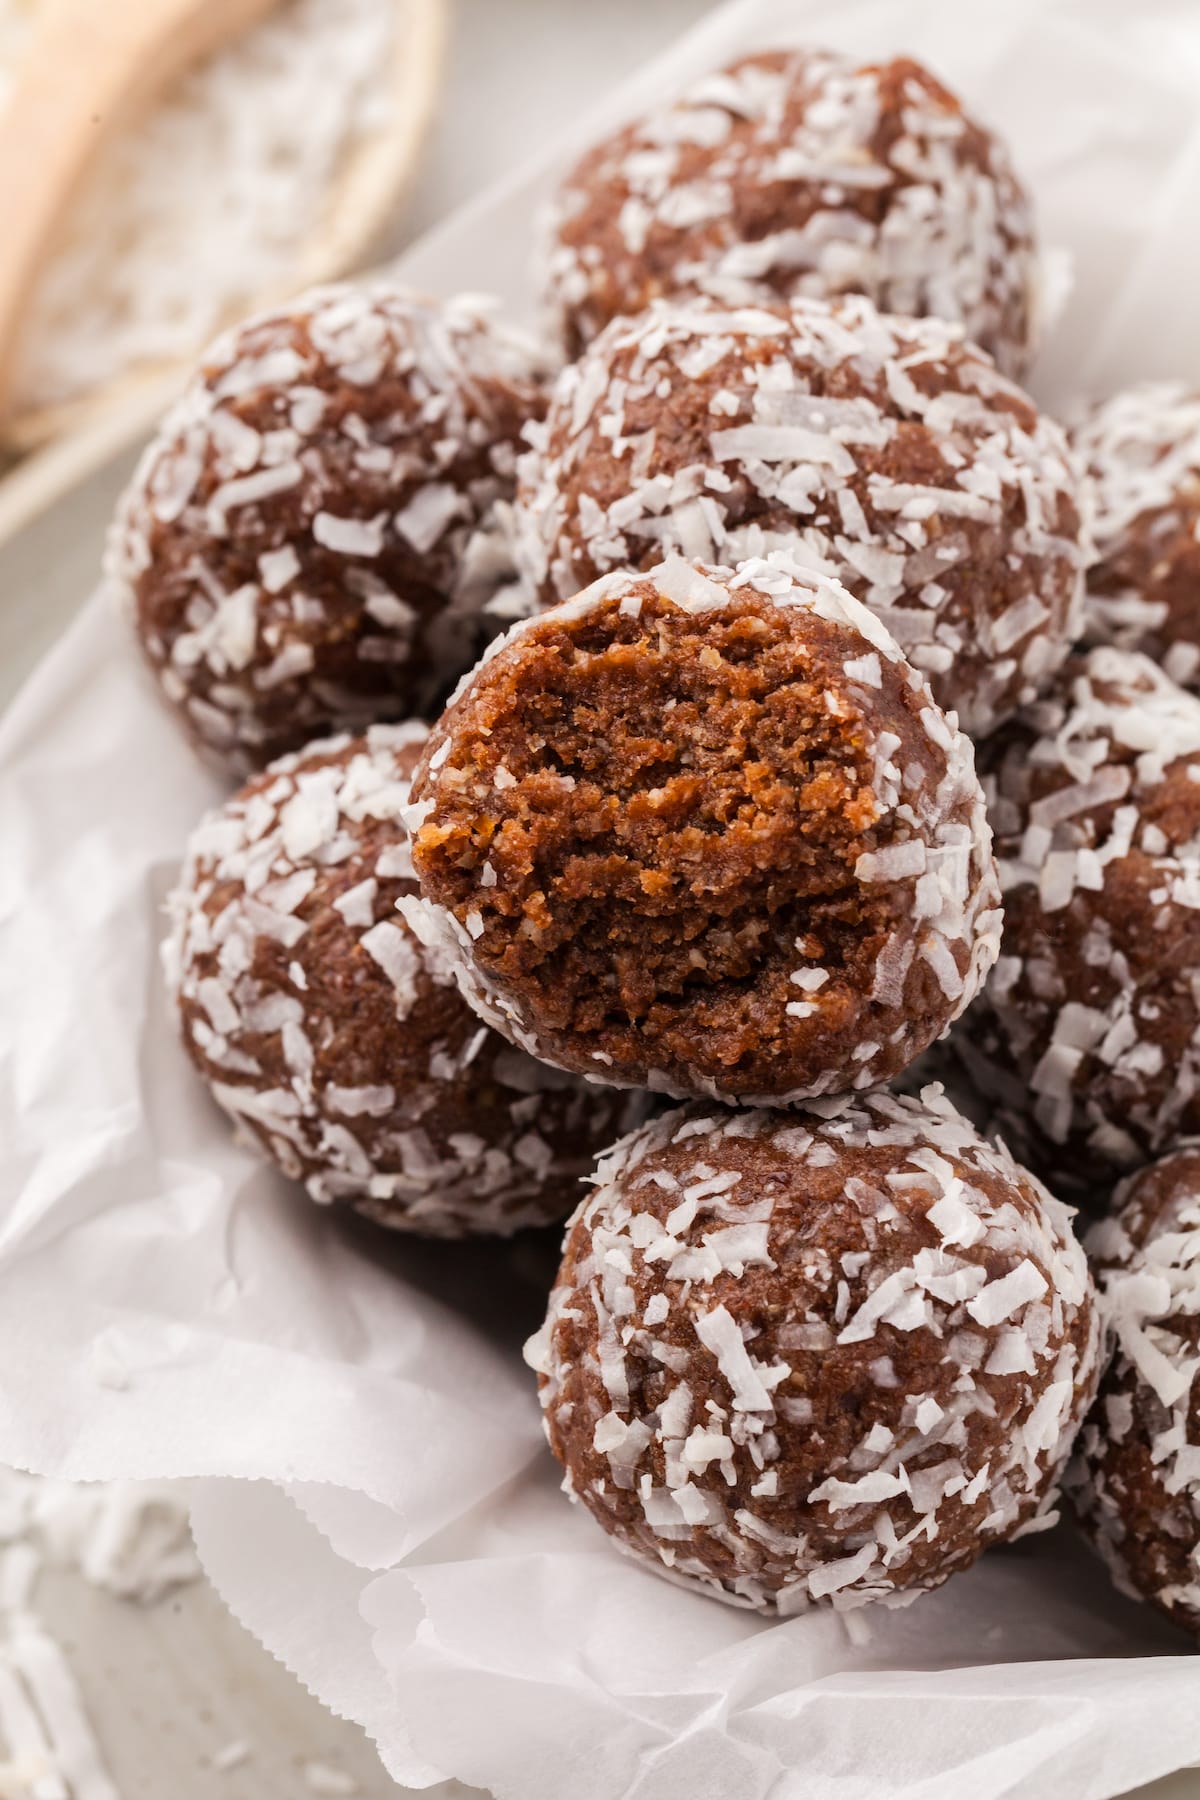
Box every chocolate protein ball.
[542,49,1039,376]
[904,1009,1087,1205]
[1073,383,1200,688]
[1066,1146,1200,1634]
[407,554,1002,1103]
[514,295,1084,736]
[526,1086,1100,1614]
[977,647,1200,1190]
[108,284,546,775]
[164,722,646,1235]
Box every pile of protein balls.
[105,48,1200,1630]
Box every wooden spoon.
[0,0,280,429]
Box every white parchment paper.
[4,2,1200,1794]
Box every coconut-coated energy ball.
[1066,1146,1200,1634]
[977,647,1200,1190]
[542,49,1040,376]
[406,554,1002,1103]
[1073,383,1200,689]
[525,1086,1100,1615]
[164,723,647,1236]
[107,284,546,775]
[903,1010,1091,1206]
[514,295,1084,737]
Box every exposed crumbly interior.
[514,295,1083,737]
[107,284,545,774]
[978,647,1200,1185]
[424,592,876,1047]
[410,558,1001,1101]
[543,49,1038,376]
[1073,382,1200,689]
[1066,1148,1200,1633]
[527,1086,1099,1614]
[165,723,646,1236]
